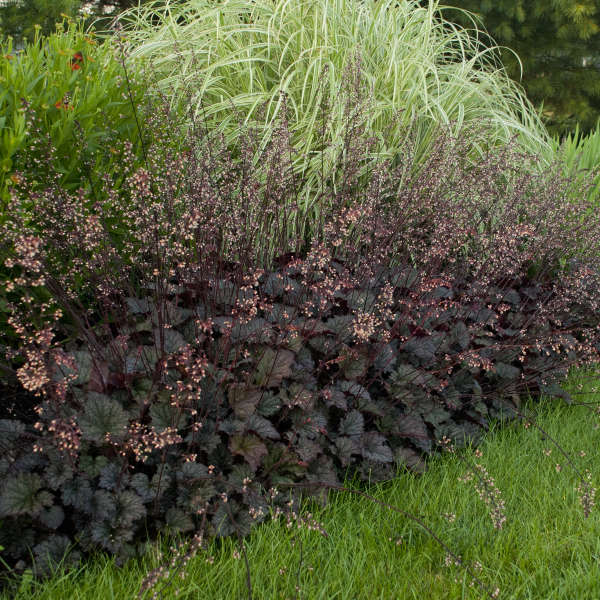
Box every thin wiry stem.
[278,480,500,600]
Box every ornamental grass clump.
[0,59,599,599]
[546,121,600,213]
[114,0,552,243]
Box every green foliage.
[438,0,600,136]
[0,0,197,43]
[0,0,81,43]
[0,17,145,219]
[542,120,600,219]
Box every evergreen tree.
[437,0,600,136]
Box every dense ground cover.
[0,2,599,598]
[2,371,599,600]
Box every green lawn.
[3,368,599,600]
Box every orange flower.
[70,51,84,71]
[54,99,74,111]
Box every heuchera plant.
[0,57,599,599]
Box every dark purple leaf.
[229,435,268,471]
[228,383,263,419]
[338,410,364,437]
[361,432,393,463]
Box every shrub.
[0,16,147,220]
[0,61,598,598]
[115,0,552,243]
